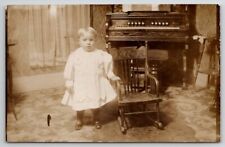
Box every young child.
[61,27,119,130]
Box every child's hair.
[78,27,97,39]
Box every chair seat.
[119,93,162,104]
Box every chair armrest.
[146,72,159,97]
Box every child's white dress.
[61,47,117,111]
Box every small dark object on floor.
[47,114,51,127]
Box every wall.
[195,4,218,37]
[13,72,65,93]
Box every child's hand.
[110,76,120,81]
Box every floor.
[6,86,219,142]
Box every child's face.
[79,32,95,52]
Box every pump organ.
[105,10,190,87]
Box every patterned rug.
[6,86,219,142]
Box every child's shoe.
[95,121,102,129]
[75,120,82,130]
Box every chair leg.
[118,107,127,134]
[155,102,163,129]
[147,103,163,129]
[156,102,160,122]
[125,116,131,129]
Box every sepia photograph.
[6,4,220,142]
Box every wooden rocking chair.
[113,57,163,134]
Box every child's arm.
[64,54,74,93]
[104,52,120,81]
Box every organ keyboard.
[110,26,181,30]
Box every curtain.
[28,5,90,68]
